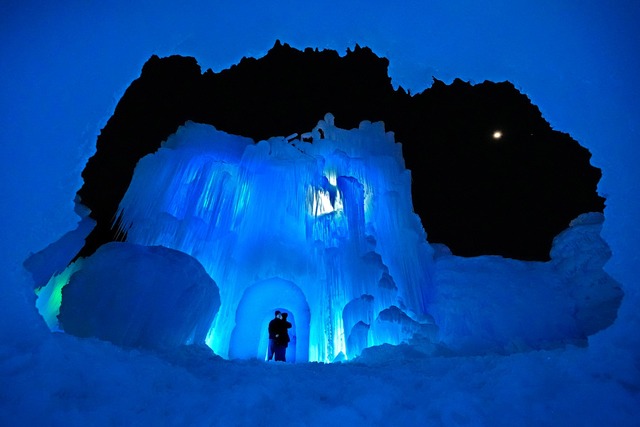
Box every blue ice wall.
[114,118,434,362]
[1,1,638,363]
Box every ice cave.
[30,103,621,364]
[2,1,639,425]
[36,114,439,362]
[27,44,619,365]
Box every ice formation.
[34,115,619,364]
[429,211,622,355]
[112,115,436,362]
[58,242,219,350]
[3,2,638,424]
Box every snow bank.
[58,242,219,350]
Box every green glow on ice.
[35,260,84,331]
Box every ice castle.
[35,108,620,364]
[47,114,437,363]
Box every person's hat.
[275,310,281,315]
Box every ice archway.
[229,277,310,363]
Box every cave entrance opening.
[229,277,310,363]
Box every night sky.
[78,41,604,262]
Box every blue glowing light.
[114,117,434,362]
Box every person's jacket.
[278,320,292,345]
[268,318,280,339]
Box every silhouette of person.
[267,310,282,361]
[274,312,292,362]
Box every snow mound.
[58,242,219,349]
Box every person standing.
[274,312,292,362]
[267,310,282,361]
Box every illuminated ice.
[38,117,620,364]
[114,115,436,362]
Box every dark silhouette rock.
[76,41,604,261]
